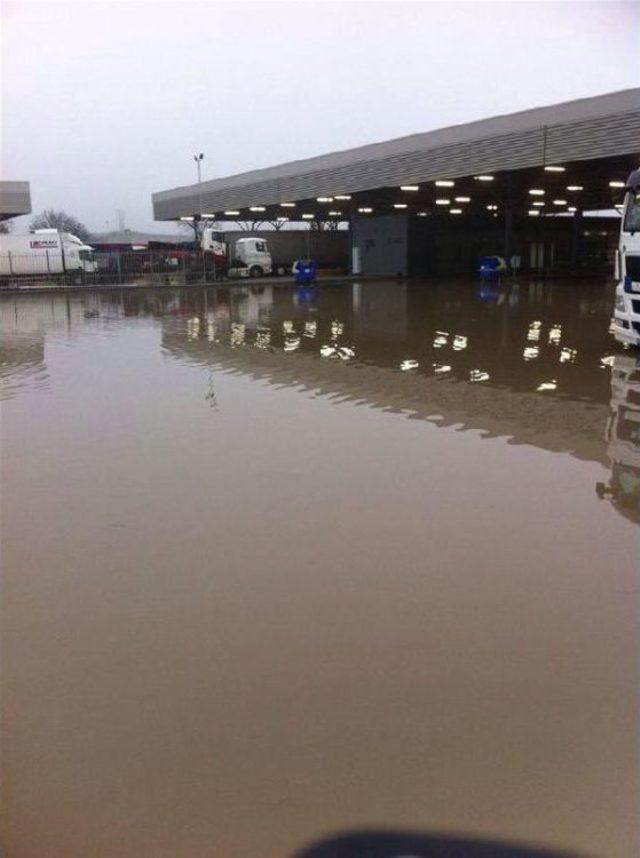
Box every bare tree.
[31,209,91,243]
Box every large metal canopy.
[0,181,31,221]
[153,89,639,222]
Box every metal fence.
[0,250,229,289]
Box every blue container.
[478,255,506,278]
[294,260,318,284]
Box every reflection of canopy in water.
[162,326,608,467]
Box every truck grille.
[626,255,640,281]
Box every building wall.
[0,181,31,220]
[351,214,408,277]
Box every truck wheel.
[249,265,263,278]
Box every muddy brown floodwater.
[1,280,638,858]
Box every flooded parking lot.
[2,279,638,858]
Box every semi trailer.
[200,228,349,278]
[611,168,640,347]
[0,229,96,278]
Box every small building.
[0,181,32,222]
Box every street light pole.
[193,153,204,217]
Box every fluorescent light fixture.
[200,213,216,218]
[529,189,545,196]
[450,209,462,214]
[544,165,565,172]
[486,204,498,211]
[358,207,373,213]
[435,199,450,205]
[301,214,314,219]
[393,203,408,209]
[567,185,583,191]
[334,194,351,200]
[435,180,454,187]
[328,211,341,216]
[317,196,333,203]
[455,196,470,203]
[417,212,428,217]
[249,206,265,212]
[568,207,577,213]
[528,210,540,216]
[224,210,240,216]
[532,201,545,207]
[400,185,419,191]
[475,175,494,181]
[276,216,288,222]
[280,202,296,208]
[180,216,195,221]
[553,199,567,206]
[609,181,625,188]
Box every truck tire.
[249,265,263,278]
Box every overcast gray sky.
[2,0,639,233]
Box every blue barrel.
[294,260,318,284]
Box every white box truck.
[0,229,96,278]
[611,168,640,346]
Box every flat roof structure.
[89,229,193,247]
[0,181,32,221]
[153,89,640,221]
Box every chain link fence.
[0,250,229,289]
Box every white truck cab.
[233,237,272,278]
[611,168,640,346]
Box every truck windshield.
[79,249,94,261]
[623,191,640,233]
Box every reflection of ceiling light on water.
[230,323,245,346]
[331,320,344,337]
[320,344,355,360]
[400,359,419,371]
[527,321,542,341]
[304,321,317,338]
[548,324,562,344]
[284,337,301,352]
[433,364,452,374]
[207,321,216,342]
[187,317,201,340]
[523,346,539,361]
[433,330,449,348]
[600,355,615,368]
[537,380,557,391]
[559,347,577,363]
[283,320,294,334]
[254,331,271,349]
[452,334,468,350]
[470,369,490,383]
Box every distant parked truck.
[0,229,96,278]
[199,228,348,278]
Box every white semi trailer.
[0,229,96,278]
[611,168,640,347]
